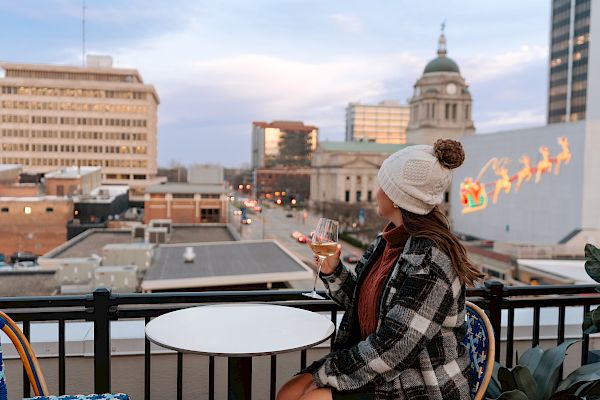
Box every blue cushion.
[464,307,490,398]
[0,340,7,400]
[26,395,130,400]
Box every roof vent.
[183,247,196,263]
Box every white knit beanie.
[377,140,464,215]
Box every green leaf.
[519,346,544,371]
[487,362,504,398]
[556,362,600,392]
[584,244,600,283]
[533,340,579,400]
[499,366,518,391]
[512,365,539,399]
[491,389,530,400]
[550,391,585,400]
[582,308,600,335]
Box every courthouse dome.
[423,30,460,74]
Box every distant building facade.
[406,32,475,145]
[310,141,404,205]
[548,0,594,123]
[187,164,224,185]
[0,165,130,256]
[144,183,228,224]
[0,55,164,201]
[254,167,311,202]
[345,100,410,144]
[251,121,318,169]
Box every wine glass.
[303,218,339,299]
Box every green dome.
[424,56,460,74]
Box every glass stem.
[312,256,325,294]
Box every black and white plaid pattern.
[313,235,471,399]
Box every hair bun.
[433,138,465,169]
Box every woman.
[277,139,484,400]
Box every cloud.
[462,45,548,84]
[476,109,546,132]
[328,13,363,33]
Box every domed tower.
[406,28,475,145]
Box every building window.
[356,191,362,202]
[445,103,450,119]
[200,208,220,223]
[367,190,372,202]
[345,191,350,202]
[1,207,8,213]
[46,207,54,213]
[452,104,457,120]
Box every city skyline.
[0,0,550,167]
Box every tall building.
[406,31,475,145]
[0,55,163,201]
[345,100,410,144]
[548,0,593,123]
[251,121,318,169]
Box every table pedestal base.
[228,356,252,400]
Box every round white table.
[145,303,335,400]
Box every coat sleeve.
[312,258,456,390]
[319,238,380,310]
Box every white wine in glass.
[303,218,339,299]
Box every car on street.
[297,235,308,243]
[285,213,293,218]
[291,231,302,239]
[241,218,252,225]
[343,255,359,264]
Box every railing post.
[485,280,504,362]
[93,287,112,394]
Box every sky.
[0,0,551,168]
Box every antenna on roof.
[82,0,86,66]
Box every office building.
[251,121,318,169]
[548,0,593,123]
[0,55,163,201]
[345,100,410,144]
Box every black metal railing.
[1,281,599,399]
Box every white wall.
[450,122,586,244]
[582,0,600,232]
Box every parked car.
[13,261,41,271]
[291,231,302,239]
[285,213,293,218]
[297,235,308,244]
[343,255,359,264]
[241,218,252,225]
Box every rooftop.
[43,225,236,259]
[317,141,406,153]
[142,240,313,291]
[252,120,318,131]
[517,259,596,285]
[45,166,101,180]
[145,183,227,194]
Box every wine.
[310,242,338,257]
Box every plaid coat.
[312,235,471,399]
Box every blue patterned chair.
[464,301,495,400]
[0,311,129,400]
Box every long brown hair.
[400,206,484,287]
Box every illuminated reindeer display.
[515,155,532,192]
[554,136,571,174]
[492,158,511,204]
[535,146,553,183]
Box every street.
[229,202,364,291]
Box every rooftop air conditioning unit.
[145,227,168,244]
[149,219,172,234]
[132,225,146,239]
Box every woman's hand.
[314,244,342,275]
